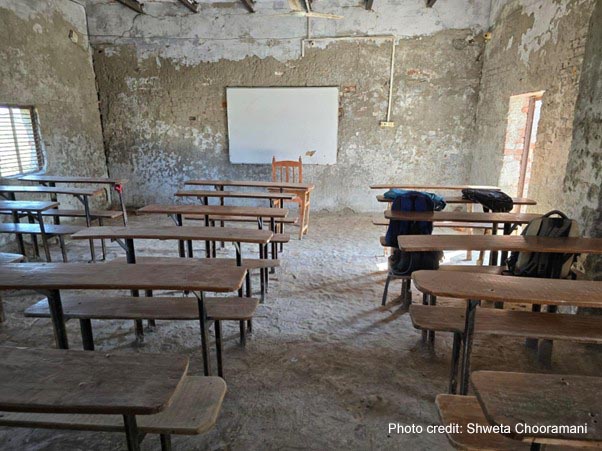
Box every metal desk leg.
[82,196,96,262]
[27,214,39,258]
[125,238,144,342]
[175,214,185,258]
[79,319,94,351]
[10,194,25,256]
[196,292,211,376]
[448,332,463,394]
[459,299,479,395]
[160,434,172,451]
[215,320,224,377]
[123,414,141,451]
[115,184,128,226]
[47,289,69,349]
[37,212,52,262]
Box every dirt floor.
[0,212,600,450]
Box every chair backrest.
[272,157,303,183]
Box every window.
[0,105,44,177]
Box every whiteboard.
[226,87,339,165]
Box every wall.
[0,0,107,203]
[564,0,602,280]
[470,0,596,213]
[85,0,490,211]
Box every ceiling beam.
[116,0,144,14]
[178,0,200,13]
[240,0,255,13]
[426,0,437,7]
[365,0,374,10]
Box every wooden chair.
[271,156,310,239]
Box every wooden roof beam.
[240,0,255,13]
[116,0,144,14]
[178,0,200,13]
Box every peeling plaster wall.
[86,0,489,211]
[0,0,107,202]
[564,0,602,280]
[470,0,596,214]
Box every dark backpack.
[462,189,514,212]
[385,191,442,276]
[505,210,579,279]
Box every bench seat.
[186,214,297,224]
[110,256,280,270]
[438,265,505,275]
[410,305,602,343]
[0,223,82,235]
[25,295,259,322]
[0,376,225,436]
[40,209,124,219]
[436,394,530,450]
[374,220,493,229]
[271,233,290,243]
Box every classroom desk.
[175,189,295,204]
[18,175,129,225]
[0,263,246,352]
[384,210,539,225]
[412,270,602,394]
[0,185,103,261]
[185,179,315,192]
[396,235,602,254]
[0,346,188,451]
[370,184,500,190]
[0,200,59,261]
[376,194,536,206]
[472,371,602,449]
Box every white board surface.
[227,87,339,165]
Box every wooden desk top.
[18,175,127,186]
[370,184,500,190]
[472,371,602,444]
[72,226,273,244]
[385,210,540,224]
[397,235,602,254]
[175,189,295,201]
[0,200,59,213]
[185,179,315,191]
[0,347,188,415]
[0,263,246,292]
[0,185,103,197]
[412,271,602,308]
[376,194,536,206]
[138,204,288,218]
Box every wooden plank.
[410,305,602,342]
[376,194,537,205]
[0,253,25,264]
[185,179,314,191]
[0,185,103,196]
[397,235,602,254]
[71,225,273,244]
[436,394,530,450]
[25,295,258,321]
[139,204,288,218]
[0,346,187,415]
[0,376,226,435]
[0,209,123,219]
[186,214,297,224]
[18,175,127,186]
[0,263,246,292]
[0,200,58,212]
[385,210,540,224]
[370,183,499,190]
[438,265,505,275]
[412,271,602,308]
[0,223,82,235]
[472,371,602,443]
[175,189,295,201]
[110,256,280,269]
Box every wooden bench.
[436,394,530,450]
[186,214,297,224]
[374,219,493,229]
[25,295,258,375]
[175,189,295,201]
[0,223,82,262]
[0,376,225,451]
[410,304,602,393]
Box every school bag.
[505,210,579,279]
[461,189,514,212]
[385,191,443,275]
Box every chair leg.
[298,199,305,240]
[382,273,392,306]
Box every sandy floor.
[0,212,600,450]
